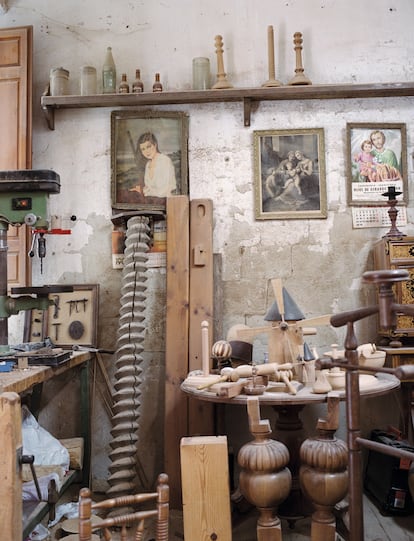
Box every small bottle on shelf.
[152,72,163,92]
[102,46,116,93]
[132,69,144,93]
[118,73,130,94]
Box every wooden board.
[0,392,22,540]
[181,435,232,541]
[188,199,215,436]
[164,196,190,509]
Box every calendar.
[352,206,407,229]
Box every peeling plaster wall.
[2,0,414,487]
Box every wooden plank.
[188,199,215,436]
[0,392,22,540]
[181,435,232,541]
[164,195,190,509]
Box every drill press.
[0,170,71,355]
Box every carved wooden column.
[299,393,348,541]
[238,397,291,541]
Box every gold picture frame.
[254,128,327,220]
[24,284,99,348]
[346,122,407,206]
[111,110,189,211]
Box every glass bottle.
[132,69,144,93]
[80,66,97,95]
[192,57,210,90]
[118,73,129,94]
[152,73,163,92]
[102,46,116,94]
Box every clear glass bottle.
[102,46,116,94]
[118,73,129,94]
[152,73,163,92]
[132,69,144,93]
[80,66,97,95]
[192,57,210,90]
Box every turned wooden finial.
[212,35,233,89]
[288,31,312,86]
[262,25,282,87]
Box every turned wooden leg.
[238,397,292,541]
[299,393,348,541]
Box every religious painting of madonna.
[346,122,407,206]
[111,110,189,211]
[254,128,327,220]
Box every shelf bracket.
[41,85,55,130]
[243,97,252,127]
[41,105,55,130]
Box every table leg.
[272,404,313,527]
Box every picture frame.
[346,123,407,206]
[254,128,327,220]
[111,110,189,211]
[23,284,99,349]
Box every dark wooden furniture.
[373,236,414,346]
[78,473,169,541]
[380,345,414,440]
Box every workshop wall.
[2,0,414,488]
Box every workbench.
[0,351,92,540]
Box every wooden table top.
[181,372,400,406]
[0,351,92,394]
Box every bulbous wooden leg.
[299,393,348,541]
[238,397,292,541]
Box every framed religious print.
[254,128,327,220]
[346,123,407,206]
[111,110,189,211]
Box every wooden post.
[181,435,232,541]
[165,195,190,508]
[189,199,215,437]
[0,392,22,540]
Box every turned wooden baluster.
[238,397,291,541]
[288,32,312,86]
[299,393,348,541]
[212,35,233,89]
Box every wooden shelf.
[41,81,414,130]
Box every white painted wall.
[2,0,414,486]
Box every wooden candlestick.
[262,25,282,87]
[201,320,210,375]
[212,35,233,89]
[288,32,312,86]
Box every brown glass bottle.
[132,69,144,93]
[152,72,163,92]
[118,73,129,94]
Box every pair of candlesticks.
[211,28,311,91]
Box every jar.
[192,57,210,90]
[50,67,69,96]
[80,66,97,95]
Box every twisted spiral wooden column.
[299,393,348,541]
[238,397,292,541]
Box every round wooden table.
[181,373,400,528]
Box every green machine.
[0,170,71,353]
